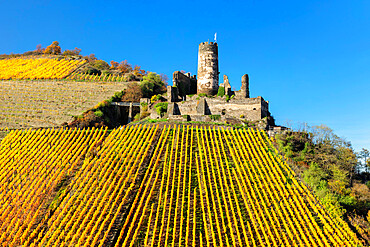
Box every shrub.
[154,102,168,116]
[124,73,136,82]
[210,115,221,121]
[94,110,104,117]
[102,70,112,76]
[92,60,110,71]
[110,91,125,102]
[198,93,207,97]
[86,67,101,75]
[366,181,370,189]
[217,86,225,97]
[140,111,150,119]
[151,95,158,103]
[133,113,140,121]
[140,102,148,111]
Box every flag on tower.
[214,32,217,42]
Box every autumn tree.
[85,54,97,63]
[35,44,44,53]
[110,61,119,69]
[133,65,146,77]
[44,41,61,55]
[160,73,169,86]
[62,47,82,56]
[117,60,132,74]
[121,82,143,102]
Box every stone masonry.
[172,71,197,99]
[223,75,232,96]
[146,41,275,128]
[197,42,219,95]
[241,74,250,98]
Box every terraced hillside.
[0,125,361,246]
[0,80,127,129]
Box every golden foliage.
[0,57,86,79]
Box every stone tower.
[241,74,250,98]
[197,42,219,95]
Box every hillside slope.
[0,126,361,246]
[0,80,127,129]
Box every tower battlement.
[199,41,218,46]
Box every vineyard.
[0,125,361,246]
[66,72,128,82]
[0,80,127,129]
[0,56,134,82]
[0,57,86,80]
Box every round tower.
[197,42,219,95]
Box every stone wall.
[172,71,197,98]
[167,86,180,102]
[168,96,269,121]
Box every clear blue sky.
[1,0,369,151]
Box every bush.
[94,110,104,117]
[366,181,370,189]
[110,91,125,102]
[133,113,140,121]
[124,73,136,82]
[154,102,168,116]
[151,95,158,103]
[86,67,101,75]
[210,115,221,121]
[217,86,225,97]
[92,60,110,70]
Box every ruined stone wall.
[197,42,219,96]
[172,71,197,97]
[168,96,269,121]
[223,75,232,96]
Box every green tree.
[140,72,165,98]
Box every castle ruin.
[149,41,275,128]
